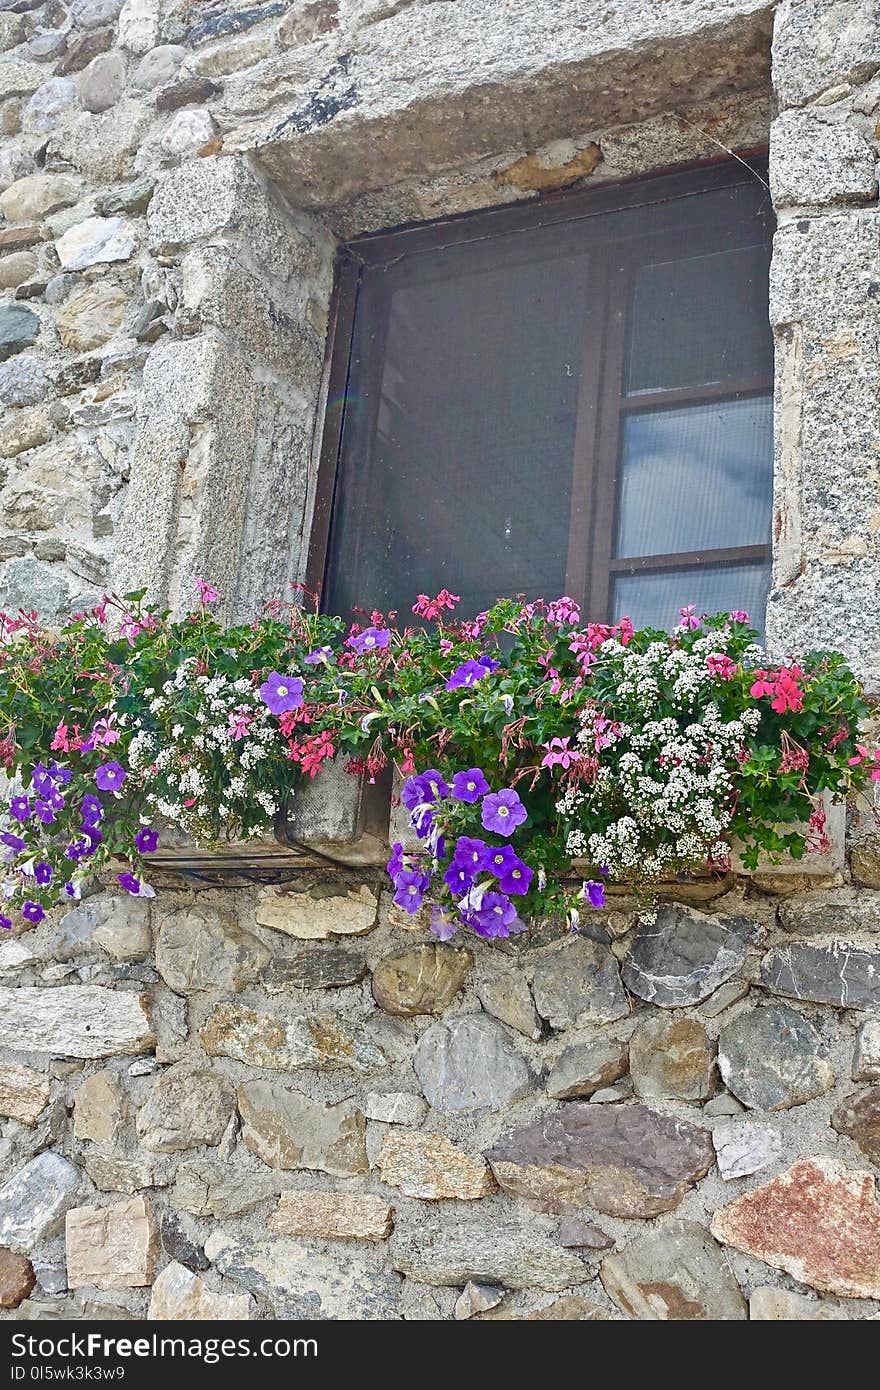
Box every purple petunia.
[21,902,44,925]
[347,627,390,655]
[9,797,30,824]
[444,861,475,895]
[258,672,304,715]
[116,872,154,898]
[486,845,533,895]
[392,870,428,914]
[34,862,52,886]
[0,914,11,931]
[472,892,519,938]
[49,761,71,785]
[95,761,127,793]
[452,836,491,873]
[451,768,489,803]
[303,646,333,665]
[402,770,448,808]
[386,842,405,881]
[135,827,159,854]
[0,831,25,852]
[481,788,527,837]
[582,879,606,908]
[80,794,103,827]
[429,905,458,941]
[446,659,492,691]
[65,838,91,861]
[30,764,55,797]
[33,799,56,825]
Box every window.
[310,159,775,632]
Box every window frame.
[307,153,773,623]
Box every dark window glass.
[314,161,775,631]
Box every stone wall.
[1,0,880,1323]
[1,871,880,1319]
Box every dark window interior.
[311,159,775,632]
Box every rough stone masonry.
[0,0,879,1321]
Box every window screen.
[313,160,774,632]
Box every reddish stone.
[0,1248,35,1308]
[710,1157,880,1299]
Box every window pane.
[627,241,773,394]
[612,563,771,635]
[614,396,773,558]
[324,235,594,621]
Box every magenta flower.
[677,604,700,630]
[446,659,491,691]
[9,797,30,824]
[22,902,44,925]
[451,768,489,803]
[259,672,304,715]
[195,577,219,604]
[583,879,606,908]
[481,788,526,836]
[95,761,127,792]
[541,737,576,770]
[348,627,390,654]
[730,610,750,624]
[135,827,159,854]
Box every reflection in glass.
[612,563,771,635]
[614,397,773,558]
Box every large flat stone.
[710,1157,880,1299]
[237,1079,368,1176]
[0,1154,80,1252]
[530,936,629,1029]
[760,938,880,1010]
[205,1231,400,1319]
[201,1002,386,1074]
[136,1064,235,1152]
[66,1196,159,1290]
[263,945,367,992]
[148,1261,252,1320]
[155,905,270,994]
[712,1117,782,1181]
[268,1191,393,1241]
[412,1014,530,1114]
[600,1220,747,1319]
[621,905,760,1007]
[172,1161,278,1219]
[717,1003,834,1110]
[389,1208,589,1291]
[0,1064,50,1126]
[629,1015,714,1101]
[545,1033,629,1100]
[832,1086,880,1166]
[748,1286,848,1320]
[371,942,472,1016]
[254,884,378,938]
[485,1102,714,1217]
[0,986,153,1059]
[377,1130,496,1201]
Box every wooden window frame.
[307,153,773,621]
